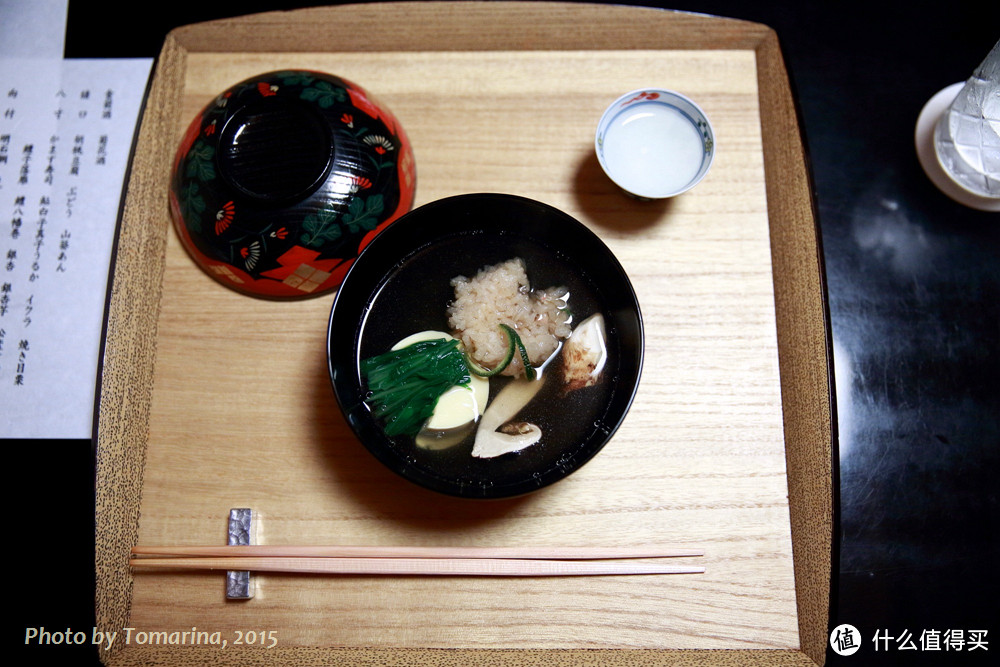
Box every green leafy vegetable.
[361,325,538,439]
[361,338,471,437]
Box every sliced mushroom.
[472,376,546,458]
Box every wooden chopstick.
[129,556,704,576]
[131,544,703,560]
[130,545,704,577]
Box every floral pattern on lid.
[170,70,416,299]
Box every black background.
[10,1,998,664]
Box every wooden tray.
[95,2,833,665]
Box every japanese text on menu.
[1,59,151,438]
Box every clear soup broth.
[357,232,624,494]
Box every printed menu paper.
[1,57,152,437]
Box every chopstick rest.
[226,508,254,600]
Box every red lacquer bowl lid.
[169,70,416,299]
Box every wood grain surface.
[95,3,831,666]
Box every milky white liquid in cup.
[602,102,706,198]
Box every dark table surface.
[12,1,998,664]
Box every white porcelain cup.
[596,88,715,199]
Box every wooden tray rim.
[94,3,834,666]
